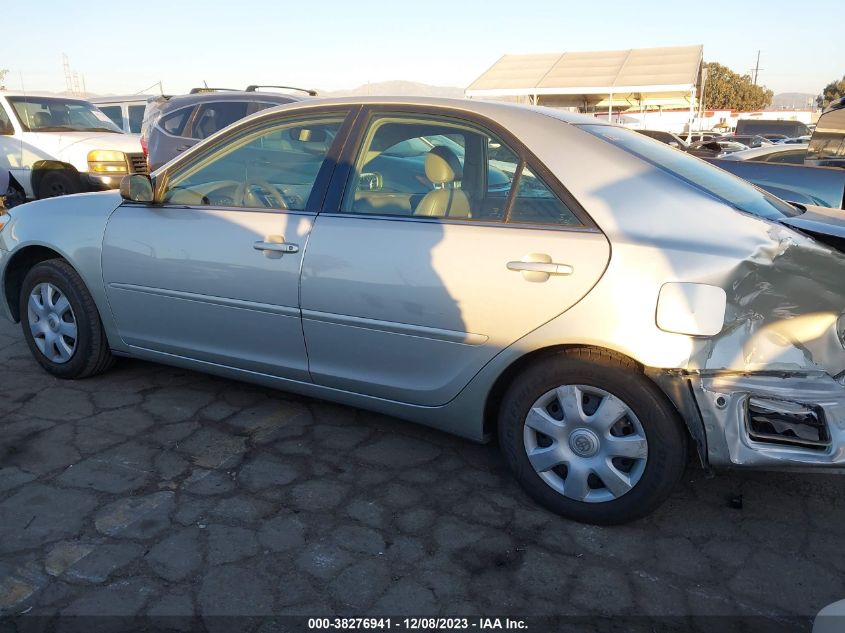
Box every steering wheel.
[234,179,288,209]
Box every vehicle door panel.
[103,110,351,379]
[302,217,609,405]
[300,109,609,406]
[103,207,312,379]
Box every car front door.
[102,108,352,379]
[301,109,611,406]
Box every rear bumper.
[691,372,845,467]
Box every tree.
[702,62,773,111]
[818,76,845,108]
[0,69,7,91]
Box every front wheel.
[37,170,80,199]
[20,259,113,379]
[498,349,687,525]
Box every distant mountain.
[321,80,463,98]
[771,92,816,109]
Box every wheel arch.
[32,161,80,199]
[3,245,72,322]
[482,343,706,466]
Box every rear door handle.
[507,261,573,275]
[254,240,299,253]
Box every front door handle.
[254,239,299,256]
[507,261,573,275]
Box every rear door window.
[160,107,192,137]
[98,105,123,129]
[189,101,249,140]
[128,105,145,133]
[342,112,582,226]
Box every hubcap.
[569,428,600,457]
[27,282,78,364]
[523,384,648,504]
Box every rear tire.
[20,259,113,379]
[498,348,687,525]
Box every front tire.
[498,348,687,525]
[20,259,113,379]
[37,170,80,199]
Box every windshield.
[578,124,799,220]
[7,96,123,133]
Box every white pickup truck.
[0,91,147,199]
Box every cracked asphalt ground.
[1,315,844,631]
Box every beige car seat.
[414,146,471,218]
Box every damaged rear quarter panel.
[692,224,845,377]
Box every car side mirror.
[120,174,154,203]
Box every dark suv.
[140,85,315,171]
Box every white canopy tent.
[465,45,704,123]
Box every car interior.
[161,117,344,209]
[346,117,580,226]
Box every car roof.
[90,95,154,104]
[152,91,308,112]
[236,96,603,126]
[0,91,94,101]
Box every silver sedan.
[1,97,844,524]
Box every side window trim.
[153,107,356,214]
[321,104,596,230]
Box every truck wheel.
[20,259,113,379]
[37,170,79,199]
[498,348,687,525]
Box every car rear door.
[102,107,354,379]
[300,107,611,406]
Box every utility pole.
[752,50,761,85]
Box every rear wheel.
[20,259,113,379]
[498,348,687,525]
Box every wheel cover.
[523,384,648,504]
[27,282,78,364]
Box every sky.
[2,0,842,97]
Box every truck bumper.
[81,173,122,192]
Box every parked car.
[713,105,845,207]
[90,95,152,134]
[717,134,773,148]
[710,158,845,209]
[633,129,688,149]
[687,139,749,157]
[735,119,811,138]
[140,85,315,171]
[2,97,845,525]
[776,136,812,144]
[806,104,845,168]
[0,91,147,199]
[684,131,721,143]
[719,143,809,164]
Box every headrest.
[33,111,52,128]
[425,146,463,184]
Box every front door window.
[161,115,345,210]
